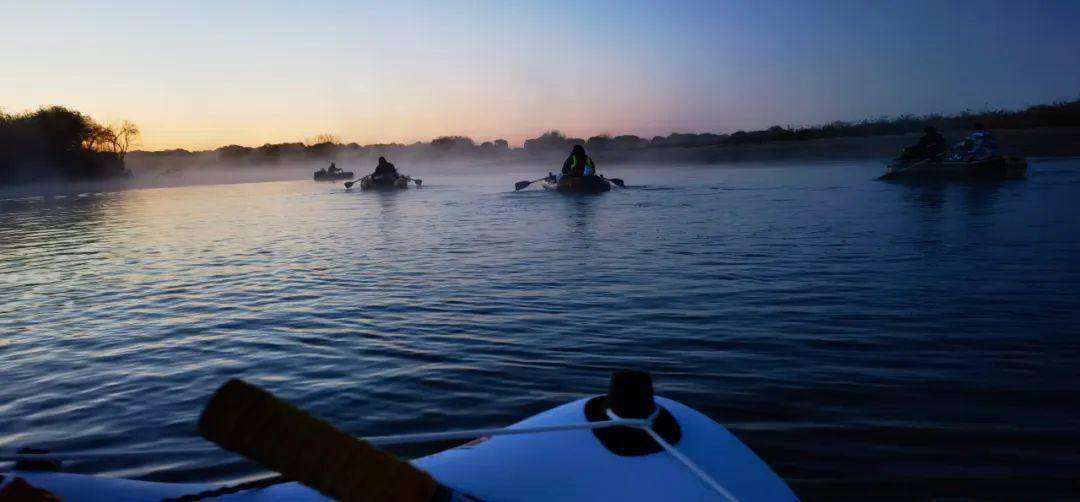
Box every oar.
[402,175,423,187]
[343,176,366,189]
[199,378,453,501]
[607,177,625,188]
[878,157,932,180]
[515,177,548,191]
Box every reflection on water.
[2,161,1080,498]
[560,196,599,248]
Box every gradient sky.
[3,0,1078,150]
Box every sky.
[2,0,1078,151]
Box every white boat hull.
[4,396,795,501]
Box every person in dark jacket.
[900,126,948,161]
[372,156,398,179]
[561,145,596,178]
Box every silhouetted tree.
[0,106,131,183]
[304,134,340,146]
[216,145,253,159]
[586,134,612,151]
[610,135,646,150]
[524,130,577,154]
[99,120,140,161]
[431,136,476,150]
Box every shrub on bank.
[0,106,137,184]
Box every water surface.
[3,160,1079,499]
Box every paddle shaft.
[199,379,447,502]
[515,177,549,190]
[880,156,933,179]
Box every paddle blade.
[609,178,625,188]
[413,178,423,187]
[343,181,355,189]
[514,180,532,191]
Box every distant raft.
[312,169,353,181]
[360,175,410,190]
[542,174,612,194]
[881,156,1028,180]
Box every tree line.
[159,98,1079,163]
[1,106,139,184]
[139,134,514,167]
[6,98,1077,181]
[531,98,1080,153]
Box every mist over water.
[2,160,1080,498]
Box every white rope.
[0,418,648,463]
[607,408,738,502]
[365,417,647,445]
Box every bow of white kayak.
[416,395,795,501]
[2,372,796,501]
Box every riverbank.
[589,126,1080,165]
[4,127,1076,198]
[123,126,1080,179]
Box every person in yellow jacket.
[561,145,596,179]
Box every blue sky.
[2,0,1077,149]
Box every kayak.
[360,175,409,190]
[881,156,1027,180]
[2,372,796,501]
[542,174,612,194]
[312,170,353,181]
[414,394,794,501]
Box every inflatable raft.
[360,175,410,190]
[542,174,612,194]
[2,372,796,501]
[881,156,1027,180]
[312,170,353,181]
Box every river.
[2,159,1079,499]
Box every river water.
[2,159,1079,499]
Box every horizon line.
[132,98,1079,154]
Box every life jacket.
[568,155,594,176]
